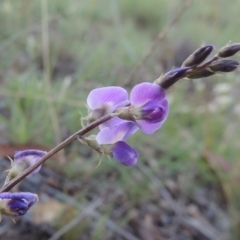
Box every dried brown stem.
[122,0,193,87]
[41,0,66,163]
[48,198,103,240]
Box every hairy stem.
[0,114,112,192]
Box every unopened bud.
[5,150,47,185]
[209,59,239,72]
[217,43,240,58]
[187,69,215,79]
[182,45,214,67]
[156,67,190,89]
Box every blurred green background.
[0,0,239,239]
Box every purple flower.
[14,150,46,173]
[0,192,38,219]
[129,82,169,134]
[96,122,138,166]
[87,86,129,123]
[5,149,47,184]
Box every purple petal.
[130,82,166,106]
[14,150,47,175]
[136,99,169,134]
[0,192,38,217]
[87,86,129,111]
[8,199,29,216]
[112,141,138,166]
[99,117,128,130]
[136,120,164,134]
[96,121,138,144]
[141,99,169,123]
[11,192,38,207]
[141,101,164,122]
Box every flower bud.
[156,67,190,88]
[209,59,239,72]
[5,150,47,184]
[217,43,240,58]
[0,192,38,220]
[187,69,215,79]
[182,45,214,67]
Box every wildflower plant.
[0,42,239,221]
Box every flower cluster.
[1,42,239,222]
[84,82,169,166]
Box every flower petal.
[0,192,38,217]
[8,199,29,216]
[87,86,129,111]
[112,141,138,166]
[130,82,166,106]
[142,99,169,123]
[136,99,169,134]
[13,192,38,207]
[136,120,163,134]
[96,121,138,144]
[99,117,128,130]
[14,150,47,175]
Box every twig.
[48,198,103,240]
[122,0,193,87]
[91,211,141,240]
[41,0,66,164]
[161,187,224,240]
[137,163,225,240]
[49,184,140,240]
[0,114,112,192]
[44,185,140,240]
[181,216,224,240]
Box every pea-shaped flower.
[82,121,138,167]
[96,121,139,166]
[117,82,169,134]
[0,192,38,221]
[5,149,47,184]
